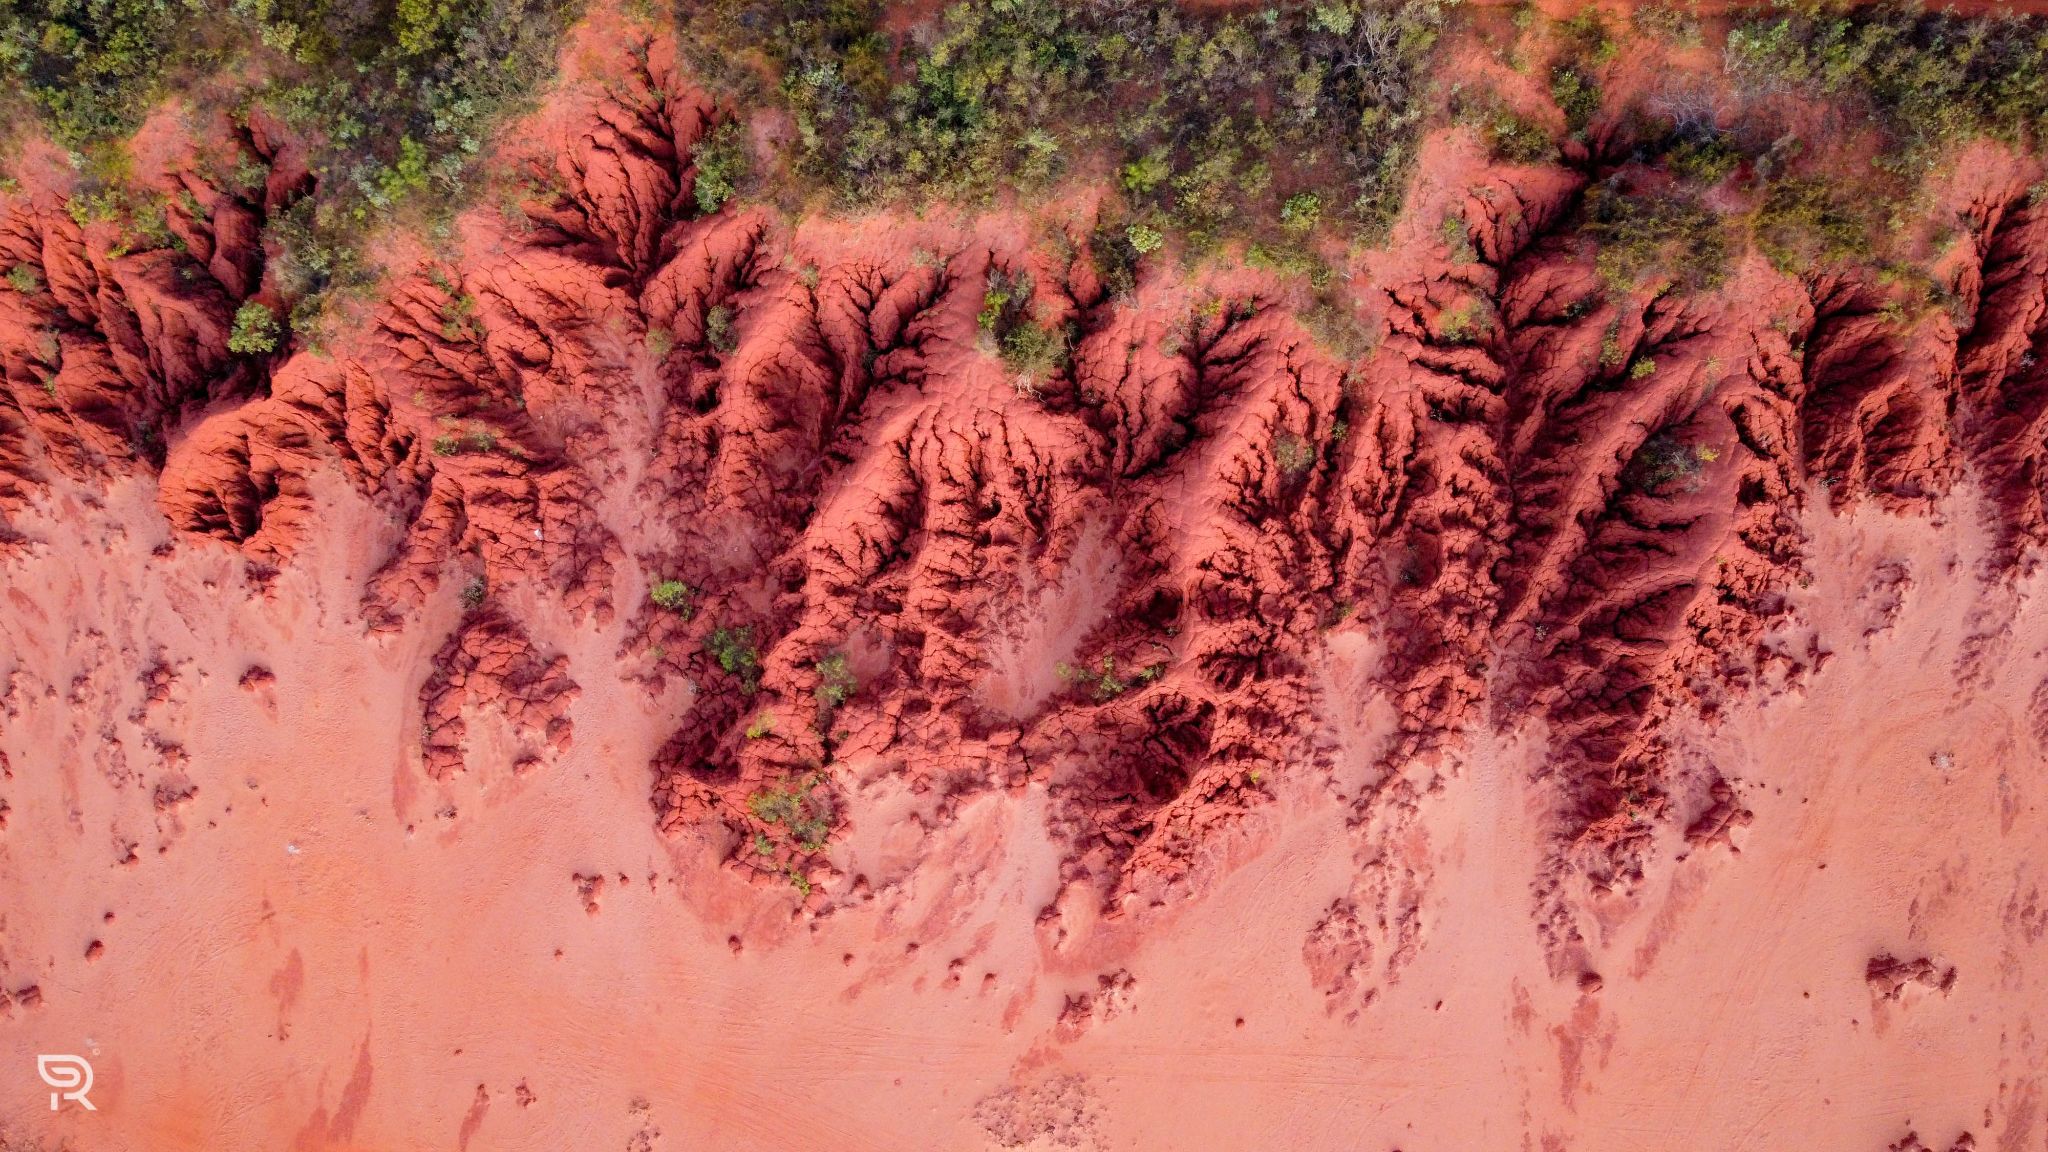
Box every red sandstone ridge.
[5,5,2048,1035]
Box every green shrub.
[747,772,833,849]
[1274,432,1315,475]
[1439,213,1477,263]
[1557,8,1618,67]
[439,291,480,341]
[1664,132,1744,186]
[1598,321,1626,369]
[690,120,749,215]
[704,304,738,353]
[395,0,459,55]
[650,579,695,615]
[1438,297,1490,343]
[1055,654,1162,700]
[978,268,1067,381]
[1121,152,1172,198]
[1550,65,1600,134]
[1484,106,1558,164]
[1581,182,1728,294]
[1280,193,1323,234]
[1627,434,1719,494]
[5,264,40,294]
[227,301,281,354]
[814,651,856,708]
[706,624,762,692]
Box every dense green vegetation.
[676,0,1452,247]
[10,0,2048,340]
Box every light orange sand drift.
[1,477,2041,1150]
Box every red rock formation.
[7,16,2048,987]
[1866,953,1959,1001]
[417,607,579,780]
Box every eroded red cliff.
[4,13,2047,1002]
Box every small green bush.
[978,268,1068,382]
[1664,133,1744,186]
[1438,297,1490,343]
[1280,193,1324,234]
[5,264,40,294]
[439,291,480,342]
[1486,108,1558,164]
[227,301,281,355]
[705,625,762,693]
[814,651,856,709]
[395,0,459,55]
[704,304,738,353]
[747,772,833,849]
[1627,434,1719,494]
[1550,65,1600,134]
[1275,432,1316,475]
[650,579,695,615]
[1557,8,1619,67]
[1055,655,1162,701]
[1597,321,1626,369]
[1752,178,1872,274]
[690,120,749,215]
[1439,214,1477,263]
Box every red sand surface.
[2,10,2048,1150]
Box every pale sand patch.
[0,482,2042,1151]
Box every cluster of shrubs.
[1449,3,2048,303]
[677,0,1452,250]
[1724,1,2048,179]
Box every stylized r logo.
[36,1055,96,1111]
